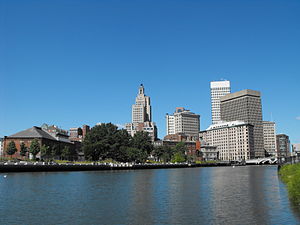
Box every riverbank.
[0,162,240,173]
[279,163,300,207]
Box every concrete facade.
[276,134,290,158]
[292,143,300,156]
[200,121,255,161]
[132,84,152,123]
[210,80,231,124]
[200,145,219,161]
[220,89,264,158]
[164,133,197,142]
[166,107,200,139]
[262,121,277,157]
[126,121,157,141]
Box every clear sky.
[0,0,299,143]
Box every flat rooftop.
[220,89,260,102]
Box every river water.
[0,166,299,225]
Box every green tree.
[30,139,40,160]
[51,144,61,159]
[20,142,28,158]
[161,146,174,163]
[174,142,187,154]
[130,131,153,154]
[107,129,131,161]
[83,123,130,161]
[126,147,148,163]
[61,146,70,160]
[152,145,173,162]
[171,142,187,163]
[171,152,186,163]
[127,131,153,163]
[113,146,130,162]
[6,141,17,157]
[41,145,52,161]
[152,146,164,161]
[61,146,77,161]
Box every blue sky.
[0,0,299,143]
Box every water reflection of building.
[210,167,269,225]
[128,170,156,224]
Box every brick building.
[155,138,202,161]
[69,125,90,142]
[3,126,74,159]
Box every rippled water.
[0,166,299,225]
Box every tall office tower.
[132,84,151,123]
[276,134,291,158]
[201,121,255,161]
[166,107,200,139]
[220,89,264,158]
[126,84,157,141]
[210,81,231,124]
[262,121,277,157]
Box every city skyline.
[1,81,297,142]
[1,1,299,143]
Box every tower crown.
[139,84,144,95]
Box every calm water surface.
[0,166,299,225]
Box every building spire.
[139,84,144,95]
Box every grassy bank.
[279,163,300,207]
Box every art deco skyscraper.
[126,84,157,141]
[220,89,264,158]
[132,84,151,123]
[210,81,231,124]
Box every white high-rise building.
[210,80,231,124]
[166,107,200,139]
[263,121,277,157]
[166,114,175,135]
[200,121,255,161]
[126,84,157,141]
